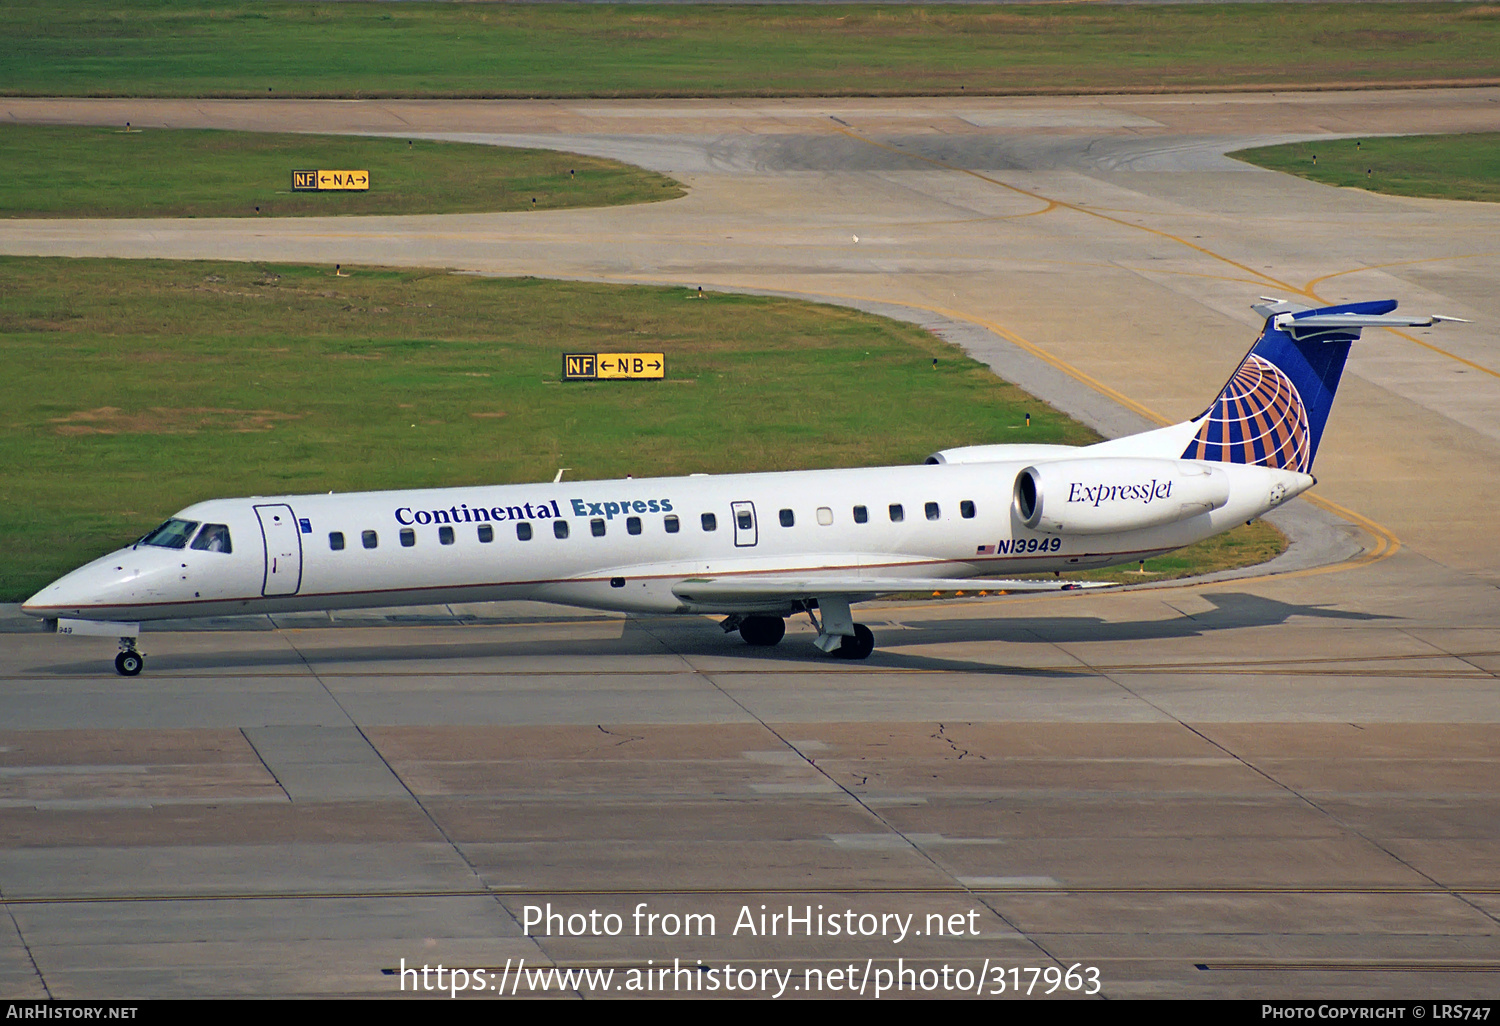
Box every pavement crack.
[1,890,50,999]
[931,722,982,761]
[597,724,644,747]
[239,727,293,803]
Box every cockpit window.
[190,523,232,554]
[140,518,200,550]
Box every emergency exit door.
[729,504,756,549]
[731,501,758,547]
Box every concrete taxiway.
[1,91,1497,998]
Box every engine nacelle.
[1013,458,1231,535]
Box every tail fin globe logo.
[1181,351,1311,473]
[1177,298,1426,474]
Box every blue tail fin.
[1181,299,1401,473]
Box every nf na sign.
[292,170,370,191]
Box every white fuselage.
[22,455,1311,624]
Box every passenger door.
[254,504,303,597]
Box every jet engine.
[1013,458,1231,535]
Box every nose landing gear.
[114,637,144,676]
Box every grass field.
[0,126,683,218]
[0,257,1280,600]
[1231,132,1500,204]
[1077,519,1285,586]
[3,2,1497,98]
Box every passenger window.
[702,513,717,532]
[591,518,606,537]
[889,504,904,523]
[961,500,976,519]
[737,510,753,531]
[779,509,795,528]
[664,515,680,534]
[478,524,494,543]
[329,531,345,551]
[926,502,940,521]
[190,523,233,553]
[554,520,569,539]
[853,505,868,524]
[817,507,833,526]
[627,516,642,536]
[362,530,378,549]
[439,525,455,545]
[400,528,415,547]
[517,522,533,541]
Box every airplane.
[22,298,1461,676]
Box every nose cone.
[22,565,101,619]
[19,589,49,618]
[20,548,141,620]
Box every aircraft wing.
[671,575,1107,605]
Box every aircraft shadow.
[635,592,1395,675]
[30,592,1391,679]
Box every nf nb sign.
[564,353,666,381]
[292,169,370,191]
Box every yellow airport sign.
[291,169,370,192]
[563,353,665,380]
[598,353,665,379]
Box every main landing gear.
[832,623,875,660]
[114,637,144,677]
[806,596,874,660]
[738,615,786,647]
[722,609,876,660]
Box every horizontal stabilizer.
[672,575,1107,605]
[1272,312,1460,333]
